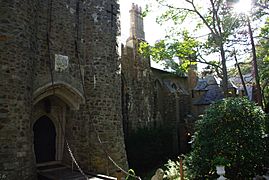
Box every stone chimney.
[129,3,145,40]
[226,0,239,8]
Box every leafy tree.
[139,30,203,75]
[140,0,246,96]
[163,159,181,180]
[254,0,269,16]
[257,17,269,110]
[227,60,252,78]
[184,98,267,179]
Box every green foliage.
[257,17,269,106]
[227,61,252,78]
[140,0,256,96]
[141,4,150,18]
[265,115,269,165]
[125,169,136,180]
[185,98,267,179]
[125,125,175,176]
[254,0,269,17]
[139,31,198,74]
[163,159,181,180]
[212,156,229,166]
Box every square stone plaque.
[55,54,69,72]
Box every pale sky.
[118,0,255,71]
[118,0,207,45]
[119,0,170,70]
[118,0,211,71]
[119,0,164,45]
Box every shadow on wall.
[125,125,175,176]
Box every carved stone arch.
[154,79,162,87]
[153,79,163,127]
[32,95,68,163]
[33,81,85,110]
[153,79,163,97]
[171,82,178,90]
[32,113,57,131]
[32,81,84,164]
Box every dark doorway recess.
[33,116,56,163]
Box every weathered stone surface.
[121,4,192,155]
[0,0,127,179]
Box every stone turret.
[0,0,128,179]
[121,3,154,134]
[128,3,145,41]
[0,1,37,179]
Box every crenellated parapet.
[128,3,145,41]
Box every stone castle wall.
[0,0,38,179]
[121,43,154,133]
[120,5,192,152]
[0,0,128,179]
[121,42,193,153]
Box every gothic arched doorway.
[33,116,56,163]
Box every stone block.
[16,151,26,158]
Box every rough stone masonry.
[0,0,128,179]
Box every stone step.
[37,163,116,180]
[37,163,67,172]
[38,167,85,180]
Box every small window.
[171,83,177,90]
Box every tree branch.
[210,0,219,35]
[186,0,217,37]
[156,1,195,12]
[196,53,221,69]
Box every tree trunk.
[220,44,228,97]
[247,17,263,107]
[234,49,248,97]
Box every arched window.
[171,83,177,90]
[153,80,162,119]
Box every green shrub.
[185,97,267,179]
[164,158,181,180]
[265,115,269,168]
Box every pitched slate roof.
[229,74,254,100]
[193,76,224,105]
[163,80,189,95]
[193,79,208,91]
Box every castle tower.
[0,0,128,179]
[0,1,37,179]
[129,3,145,40]
[121,4,153,134]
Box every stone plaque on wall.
[55,54,69,72]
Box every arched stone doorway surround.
[33,81,85,110]
[32,82,84,164]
